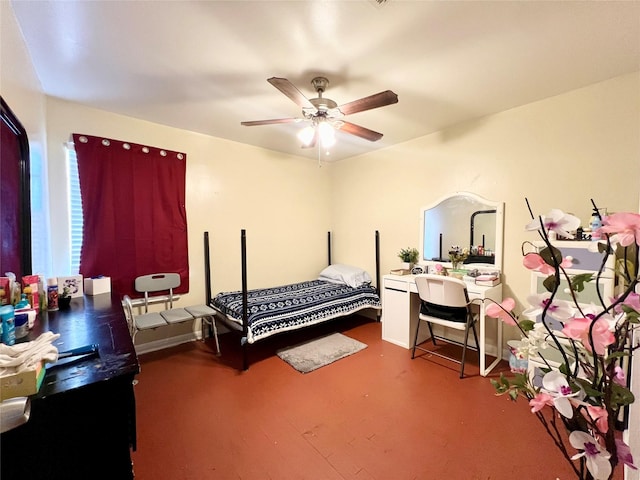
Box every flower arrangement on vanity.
[448,245,469,270]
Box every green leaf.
[511,372,529,389]
[607,351,629,361]
[540,246,563,266]
[491,375,510,394]
[543,275,558,293]
[573,377,603,398]
[611,384,635,408]
[508,389,518,401]
[597,242,612,255]
[571,273,594,293]
[518,319,535,332]
[622,304,640,315]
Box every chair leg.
[471,320,480,350]
[460,317,473,378]
[412,319,421,359]
[469,319,479,373]
[426,321,437,346]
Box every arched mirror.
[419,192,504,269]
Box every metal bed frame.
[203,230,381,370]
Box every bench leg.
[203,316,220,356]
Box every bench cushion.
[184,305,216,318]
[160,308,194,324]
[135,312,167,330]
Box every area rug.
[276,332,367,373]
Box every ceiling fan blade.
[338,121,384,142]
[241,118,299,126]
[337,90,398,116]
[267,77,315,109]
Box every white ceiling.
[10,0,640,162]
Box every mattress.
[211,279,381,344]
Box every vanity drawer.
[384,277,410,292]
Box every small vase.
[451,261,461,271]
[401,262,412,270]
[59,296,71,310]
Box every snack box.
[0,361,46,401]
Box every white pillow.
[318,264,372,288]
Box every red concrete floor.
[131,316,619,480]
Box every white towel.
[0,332,60,376]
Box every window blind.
[67,145,83,275]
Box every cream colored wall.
[0,1,47,176]
[330,72,640,340]
[45,98,333,312]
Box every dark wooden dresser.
[1,292,139,479]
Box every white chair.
[412,274,479,378]
[124,273,219,355]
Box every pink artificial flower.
[523,253,554,275]
[613,292,640,315]
[569,431,612,480]
[529,392,553,413]
[525,209,581,239]
[585,405,609,434]
[600,212,640,247]
[614,365,627,386]
[615,438,638,470]
[523,252,573,275]
[435,264,443,273]
[486,298,517,326]
[562,317,614,355]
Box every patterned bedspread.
[211,280,381,344]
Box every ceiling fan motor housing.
[309,77,337,112]
[311,76,329,94]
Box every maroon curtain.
[73,134,188,298]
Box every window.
[29,142,52,276]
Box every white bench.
[122,273,219,355]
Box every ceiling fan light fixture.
[297,125,316,146]
[318,122,336,148]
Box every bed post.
[204,232,212,305]
[375,230,381,293]
[375,230,382,322]
[327,231,331,266]
[241,229,249,371]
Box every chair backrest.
[134,273,181,312]
[414,274,469,308]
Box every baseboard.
[134,331,202,355]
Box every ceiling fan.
[241,77,398,148]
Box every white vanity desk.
[381,273,503,376]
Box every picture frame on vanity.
[58,275,84,298]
